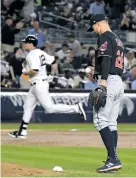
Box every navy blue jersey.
[95,31,124,76]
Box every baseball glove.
[88,85,107,111]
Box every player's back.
[26,49,54,83]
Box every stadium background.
[1,0,136,90]
[1,0,136,177]
[1,0,136,123]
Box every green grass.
[1,123,136,132]
[2,123,136,176]
[2,145,136,177]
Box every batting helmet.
[21,35,38,47]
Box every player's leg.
[8,87,37,138]
[108,90,124,149]
[93,88,121,172]
[101,100,119,163]
[93,93,117,158]
[35,82,86,120]
[108,99,120,149]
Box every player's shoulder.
[104,32,123,48]
[29,49,43,56]
[99,31,121,45]
[30,48,42,54]
[104,31,120,41]
[26,49,40,61]
[99,31,112,39]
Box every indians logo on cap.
[99,41,108,51]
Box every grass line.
[1,123,136,132]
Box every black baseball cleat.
[78,103,87,121]
[102,158,115,173]
[96,159,122,173]
[102,157,110,164]
[8,130,27,139]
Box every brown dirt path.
[1,162,62,177]
[1,130,136,148]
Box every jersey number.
[115,50,123,69]
[40,55,46,66]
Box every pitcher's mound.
[1,162,59,177]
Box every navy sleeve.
[101,56,111,80]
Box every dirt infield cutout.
[1,162,60,177]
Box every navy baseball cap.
[87,14,107,32]
[21,35,38,46]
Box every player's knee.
[40,103,54,113]
[23,104,35,121]
[93,120,100,131]
[23,104,35,111]
[44,106,54,113]
[109,121,117,131]
[93,118,108,131]
[109,125,117,131]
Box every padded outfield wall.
[1,89,136,123]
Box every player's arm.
[97,36,112,87]
[23,69,38,76]
[100,56,111,87]
[51,57,57,65]
[43,51,56,65]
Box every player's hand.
[99,80,107,88]
[22,68,29,75]
[88,85,107,111]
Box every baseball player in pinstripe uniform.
[8,35,86,138]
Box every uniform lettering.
[117,50,120,56]
[40,55,46,66]
[115,50,123,69]
[115,38,123,48]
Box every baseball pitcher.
[87,14,124,173]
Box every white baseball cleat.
[8,130,27,139]
[78,103,87,121]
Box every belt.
[93,73,121,81]
[109,73,121,76]
[31,79,47,86]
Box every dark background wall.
[1,89,136,123]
